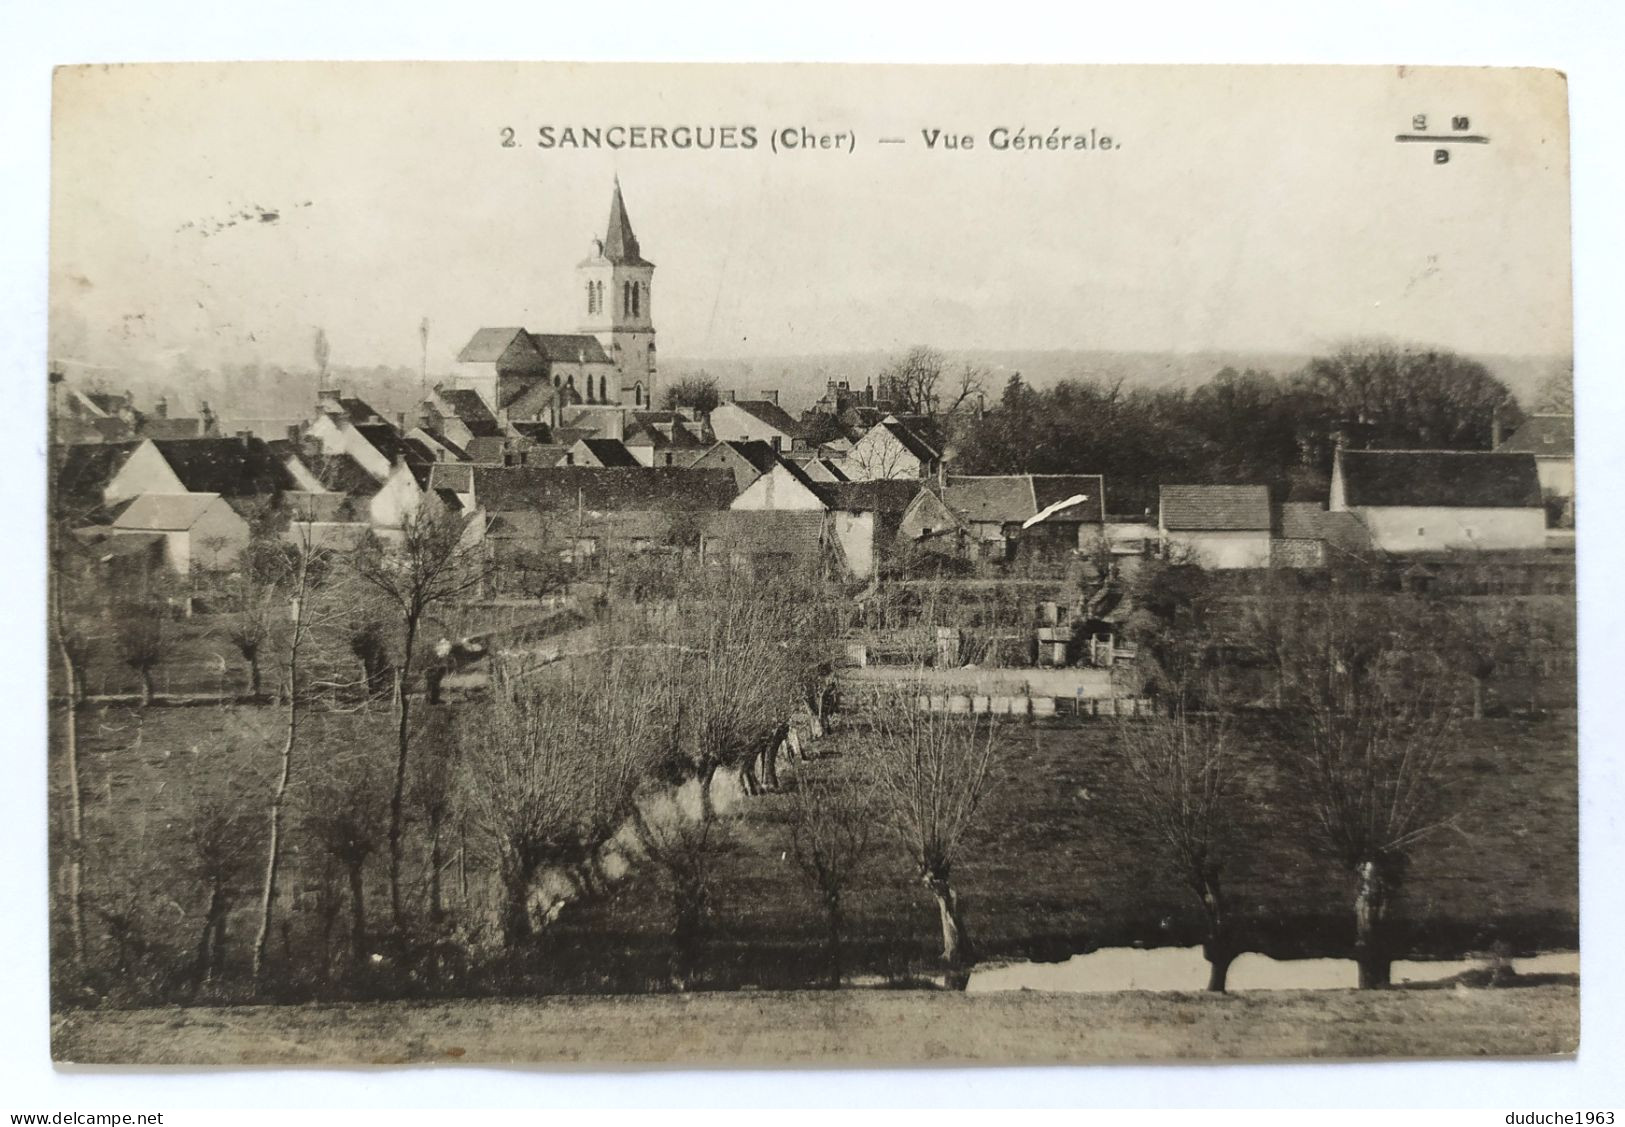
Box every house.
[699,511,837,578]
[368,456,438,531]
[559,436,640,468]
[421,386,505,449]
[898,475,1106,561]
[269,439,380,497]
[707,391,803,452]
[690,440,781,493]
[730,459,833,512]
[465,465,736,564]
[624,411,707,467]
[1496,413,1575,526]
[111,492,251,575]
[1158,485,1273,569]
[844,415,942,481]
[1271,502,1373,568]
[1329,448,1546,552]
[790,454,850,484]
[825,479,925,581]
[103,437,297,507]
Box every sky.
[48,63,1572,381]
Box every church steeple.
[579,179,656,407]
[602,178,652,267]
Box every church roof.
[458,327,535,363]
[529,334,612,364]
[602,180,653,267]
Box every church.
[451,180,657,427]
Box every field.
[52,690,1579,999]
[51,983,1580,1065]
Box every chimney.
[726,389,737,403]
[865,378,874,406]
[1491,405,1504,448]
[827,380,839,395]
[286,424,301,442]
[236,430,252,446]
[762,389,780,406]
[154,395,168,419]
[396,411,407,432]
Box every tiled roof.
[463,436,508,465]
[150,437,297,496]
[471,466,737,514]
[702,511,828,557]
[140,417,208,440]
[1160,484,1272,531]
[428,463,474,493]
[354,424,435,470]
[876,419,939,464]
[1030,475,1107,524]
[435,388,504,437]
[113,492,224,532]
[626,415,705,449]
[828,479,924,514]
[415,429,469,461]
[1275,502,1372,551]
[54,441,142,513]
[270,443,380,496]
[728,399,804,438]
[457,327,533,363]
[509,420,554,444]
[1338,450,1543,509]
[1496,414,1574,457]
[942,476,1035,523]
[577,438,641,467]
[529,333,613,365]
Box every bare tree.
[1113,706,1240,991]
[250,522,337,983]
[407,707,458,926]
[1436,598,1516,721]
[786,769,873,987]
[1276,597,1460,987]
[459,652,655,946]
[864,693,1001,974]
[878,346,986,429]
[300,736,392,970]
[113,595,172,707]
[350,497,493,925]
[179,782,263,988]
[49,521,98,965]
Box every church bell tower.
[578,179,656,409]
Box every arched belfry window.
[586,281,595,316]
[634,382,644,407]
[633,282,641,317]
[622,282,632,316]
[599,374,607,402]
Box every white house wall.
[1536,457,1575,498]
[368,462,424,530]
[833,511,876,580]
[188,499,251,571]
[1353,506,1547,552]
[1167,529,1272,569]
[730,464,826,511]
[104,442,187,505]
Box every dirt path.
[53,984,1578,1066]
